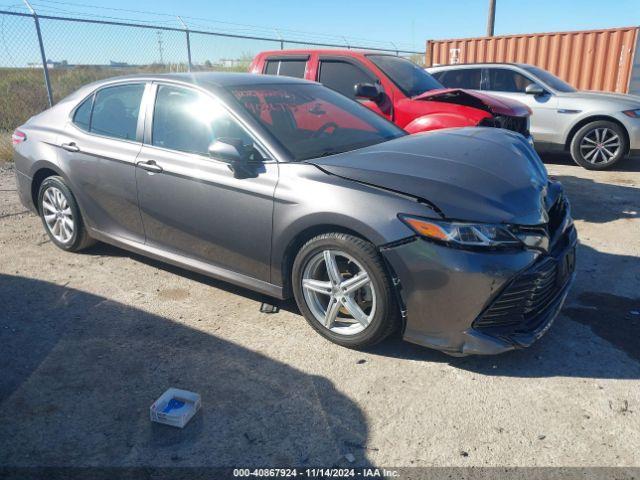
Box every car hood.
[558,90,640,106]
[414,88,531,117]
[307,128,552,225]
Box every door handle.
[61,142,80,152]
[136,160,163,173]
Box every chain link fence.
[0,9,424,161]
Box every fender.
[272,210,400,288]
[404,113,483,134]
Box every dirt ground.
[0,154,639,470]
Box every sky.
[0,0,639,65]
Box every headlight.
[399,215,523,250]
[623,108,640,118]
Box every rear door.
[483,67,559,143]
[134,83,278,282]
[58,82,148,242]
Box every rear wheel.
[570,120,627,170]
[292,233,398,349]
[38,176,95,252]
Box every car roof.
[87,71,314,89]
[257,49,392,57]
[428,62,533,69]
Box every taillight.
[11,130,26,145]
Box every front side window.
[318,60,374,99]
[486,68,536,93]
[368,55,443,97]
[152,85,254,156]
[520,65,576,92]
[90,84,145,140]
[438,68,483,89]
[264,59,307,78]
[228,83,405,161]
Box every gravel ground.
[0,155,639,469]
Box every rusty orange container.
[426,26,640,94]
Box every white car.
[428,63,640,170]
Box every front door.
[317,57,392,121]
[134,83,277,281]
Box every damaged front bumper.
[381,224,577,356]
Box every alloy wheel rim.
[42,186,74,244]
[580,127,620,165]
[302,249,376,336]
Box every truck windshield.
[228,83,406,161]
[368,55,444,97]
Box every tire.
[292,232,399,349]
[37,176,95,252]
[570,120,628,170]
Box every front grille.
[482,115,529,136]
[474,257,564,331]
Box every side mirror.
[208,138,254,178]
[525,84,546,96]
[354,83,382,102]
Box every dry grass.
[0,63,251,161]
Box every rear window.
[264,59,306,78]
[438,68,483,89]
[73,95,93,131]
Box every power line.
[20,0,415,50]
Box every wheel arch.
[30,162,64,213]
[279,224,373,299]
[564,115,630,152]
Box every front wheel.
[292,233,399,349]
[570,120,627,170]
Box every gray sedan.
[428,63,640,170]
[12,73,576,355]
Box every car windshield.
[228,83,406,161]
[368,55,444,97]
[521,65,576,93]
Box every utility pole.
[156,30,164,65]
[487,0,496,36]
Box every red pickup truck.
[249,50,531,138]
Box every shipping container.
[426,26,640,95]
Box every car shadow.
[83,242,287,309]
[548,174,639,224]
[0,274,372,469]
[540,152,640,172]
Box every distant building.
[215,58,247,68]
[26,59,134,69]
